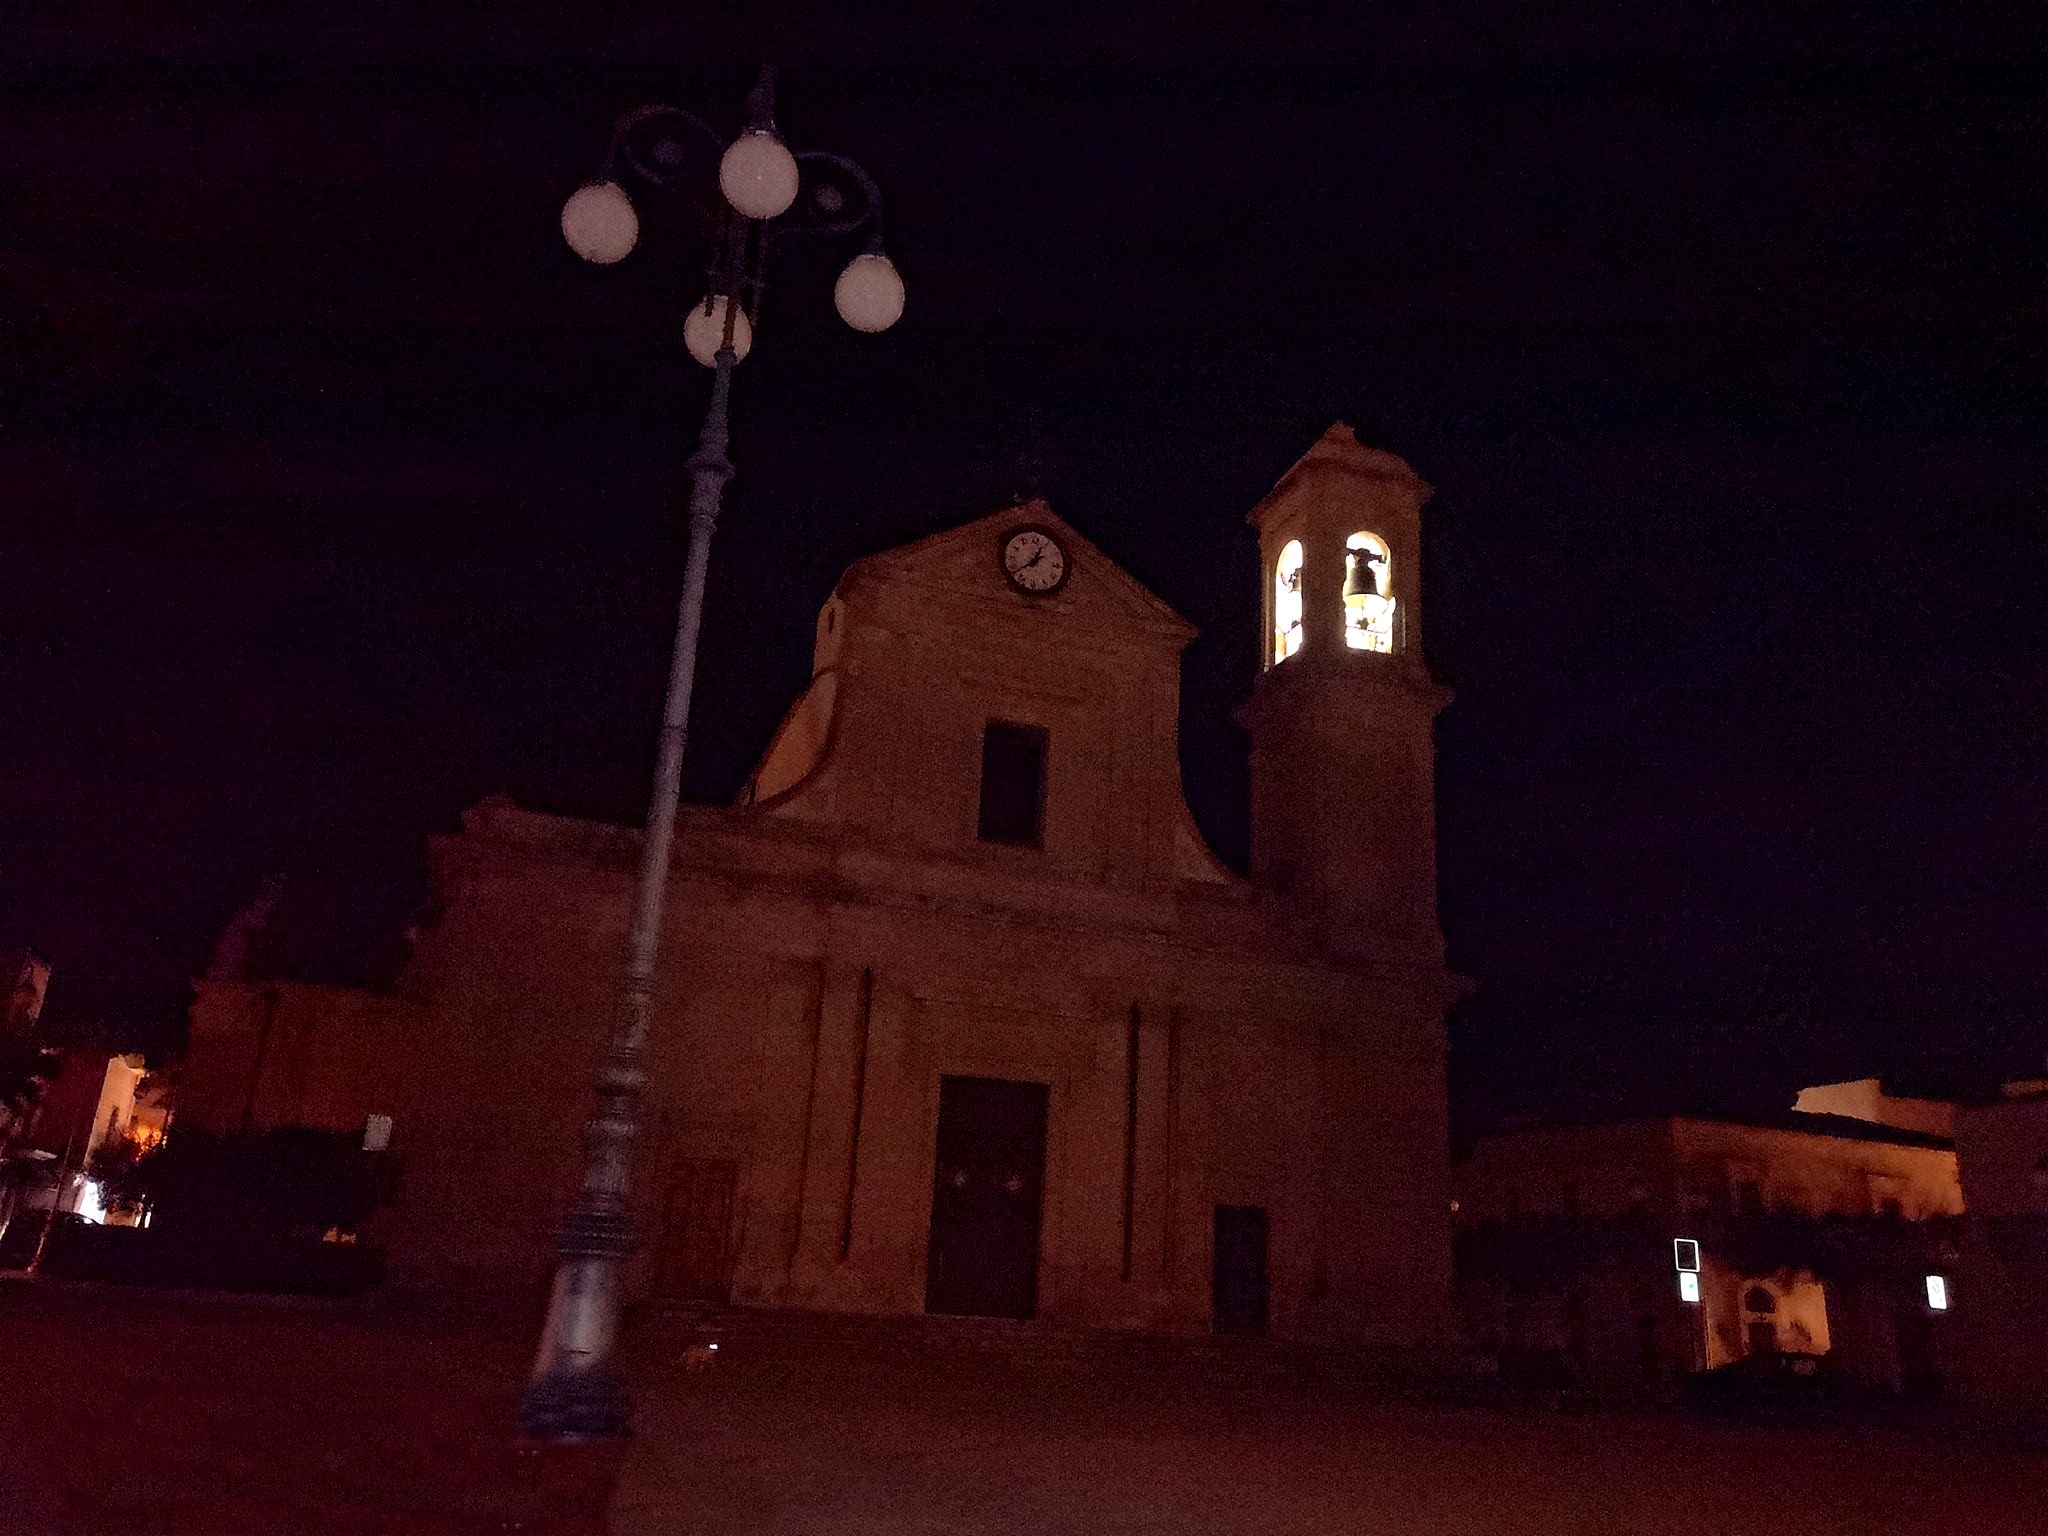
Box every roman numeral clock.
[1000,526,1069,594]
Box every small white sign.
[1925,1274,1949,1312]
[1673,1238,1701,1273]
[1678,1271,1701,1304]
[363,1114,394,1152]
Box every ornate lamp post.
[522,67,903,1442]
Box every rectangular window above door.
[977,721,1047,847]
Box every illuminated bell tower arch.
[1242,423,1449,964]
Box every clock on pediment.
[998,525,1069,595]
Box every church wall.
[719,959,829,1302]
[385,820,1448,1355]
[386,864,625,1287]
[756,926,1204,1331]
[773,562,1186,896]
[1311,1003,1454,1351]
[371,445,1458,1354]
[1171,1009,1317,1331]
[155,433,1466,1371]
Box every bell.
[1344,549,1382,600]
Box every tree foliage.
[0,1034,64,1125]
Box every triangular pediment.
[839,501,1195,646]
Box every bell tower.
[1241,424,1450,965]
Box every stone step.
[631,1301,1347,1380]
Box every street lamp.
[522,66,902,1443]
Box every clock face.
[1000,526,1068,594]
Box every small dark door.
[1213,1204,1269,1335]
[652,1159,738,1302]
[925,1076,1050,1319]
[1898,1305,1942,1399]
[1636,1316,1663,1383]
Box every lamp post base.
[519,1365,632,1442]
[525,1225,636,1441]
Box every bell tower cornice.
[1246,422,1433,534]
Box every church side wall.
[1317,1007,1454,1353]
[388,865,625,1291]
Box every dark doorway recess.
[1899,1306,1943,1400]
[652,1158,738,1303]
[1212,1204,1269,1335]
[925,1075,1050,1319]
[977,721,1048,847]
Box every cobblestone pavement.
[614,1312,2048,1536]
[0,1282,620,1536]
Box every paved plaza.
[2,1284,2044,1534]
[618,1313,2047,1535]
[0,1282,617,1535]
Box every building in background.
[169,870,420,1155]
[175,981,420,1143]
[1792,1079,1955,1139]
[1947,1077,2048,1405]
[1455,1084,1963,1393]
[0,1050,172,1260]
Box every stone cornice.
[431,796,1462,1011]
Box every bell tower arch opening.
[1271,538,1305,664]
[1343,530,1396,654]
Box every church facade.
[378,424,1459,1352]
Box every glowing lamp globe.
[718,131,801,220]
[560,181,639,265]
[834,253,905,333]
[683,295,753,368]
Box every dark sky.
[4,4,2042,1135]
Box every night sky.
[4,5,2042,1137]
